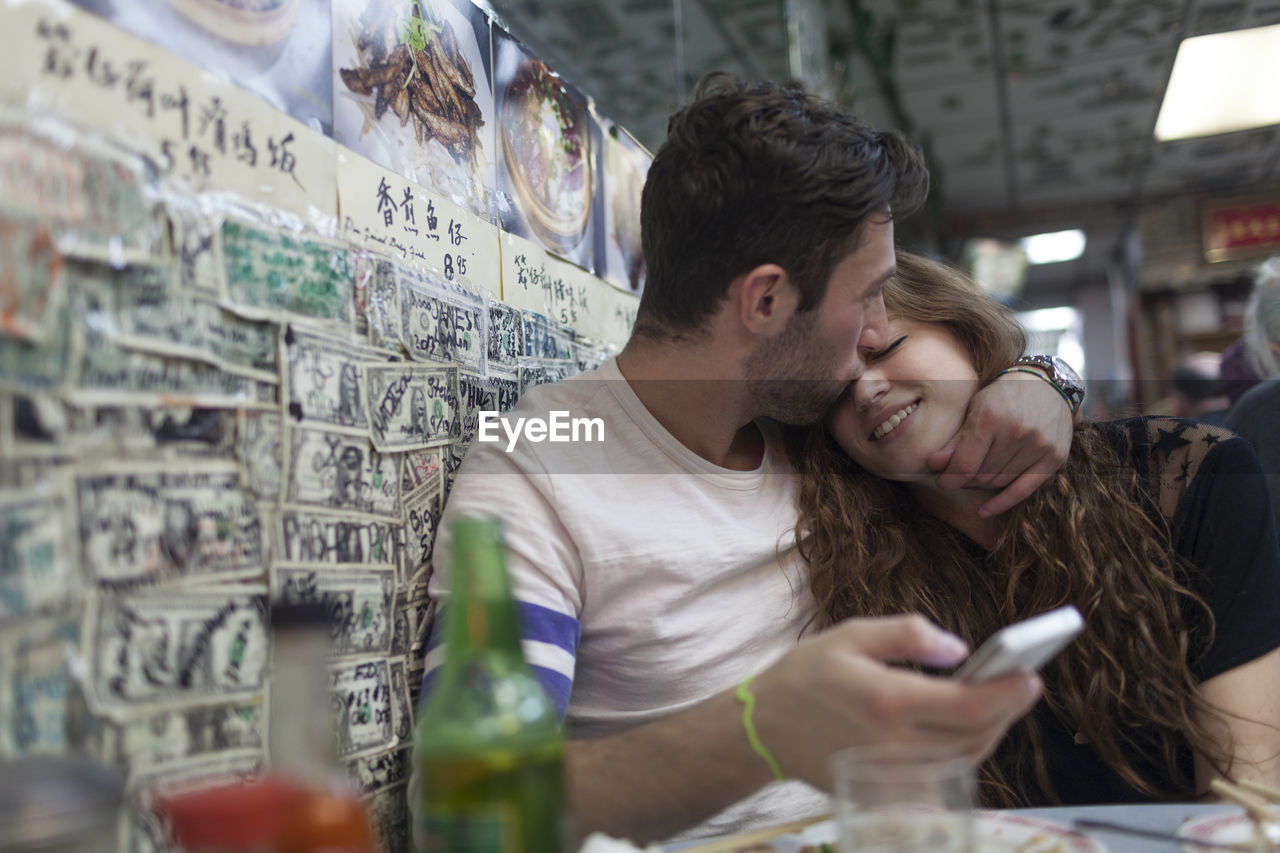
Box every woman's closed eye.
[864,335,907,363]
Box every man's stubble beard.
[744,308,849,426]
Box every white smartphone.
[953,605,1084,683]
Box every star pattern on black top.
[1153,423,1192,459]
[1176,455,1194,484]
[1202,432,1222,446]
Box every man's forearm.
[565,687,773,845]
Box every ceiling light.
[1155,24,1280,141]
[1020,229,1086,265]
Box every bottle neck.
[442,519,524,660]
[269,626,335,785]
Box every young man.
[424,76,1077,844]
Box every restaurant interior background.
[2,0,1279,850]
[493,0,1280,416]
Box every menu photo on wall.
[333,0,496,219]
[595,111,650,296]
[492,25,597,274]
[65,0,335,136]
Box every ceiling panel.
[994,0,1182,73]
[1186,0,1280,37]
[1142,127,1280,194]
[1003,49,1168,125]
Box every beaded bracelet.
[736,674,786,782]
[998,366,1078,419]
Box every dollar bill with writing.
[365,782,411,853]
[0,486,79,617]
[486,297,524,376]
[98,697,265,781]
[87,589,268,715]
[345,745,410,798]
[283,325,390,432]
[222,219,353,325]
[329,656,396,758]
[398,270,486,373]
[271,564,395,657]
[235,409,283,501]
[399,446,442,494]
[167,191,226,299]
[402,480,441,586]
[283,426,402,518]
[0,610,86,758]
[274,507,403,568]
[0,254,76,393]
[76,464,264,586]
[0,111,165,264]
[0,216,66,344]
[363,361,460,452]
[354,253,401,352]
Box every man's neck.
[615,339,764,471]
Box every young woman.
[789,251,1280,807]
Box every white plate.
[743,812,1106,852]
[1179,811,1275,850]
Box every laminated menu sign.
[0,0,337,224]
[337,148,500,299]
[499,229,551,314]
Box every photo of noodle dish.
[333,0,495,218]
[493,28,596,271]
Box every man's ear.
[734,263,798,335]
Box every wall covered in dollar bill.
[0,0,645,848]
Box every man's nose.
[859,294,888,352]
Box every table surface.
[1008,802,1236,851]
[665,802,1242,851]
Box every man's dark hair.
[635,73,929,340]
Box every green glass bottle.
[413,516,569,852]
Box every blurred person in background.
[1224,255,1280,530]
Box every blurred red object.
[156,778,374,853]
[155,778,300,852]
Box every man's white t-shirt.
[426,358,826,842]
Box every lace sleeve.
[1130,417,1238,524]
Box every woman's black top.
[1014,416,1280,804]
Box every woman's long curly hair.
[788,252,1226,806]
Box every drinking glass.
[828,745,975,853]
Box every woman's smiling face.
[826,316,980,483]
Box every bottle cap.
[269,600,332,631]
